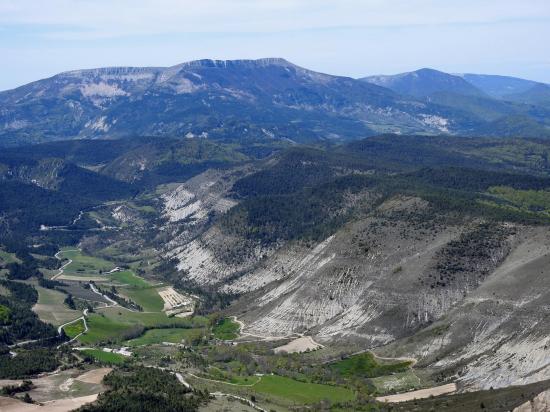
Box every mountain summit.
[362,68,485,98]
[1,59,550,146]
[0,58,463,146]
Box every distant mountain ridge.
[1,58,550,146]
[1,58,465,146]
[362,68,486,98]
[457,73,540,98]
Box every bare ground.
[375,383,457,403]
[273,336,323,354]
[74,368,112,384]
[0,394,98,412]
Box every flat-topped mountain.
[1,58,460,146]
[2,58,550,146]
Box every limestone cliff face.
[152,162,550,391]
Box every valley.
[1,60,550,411]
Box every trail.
[89,283,118,307]
[57,315,88,347]
[187,372,261,387]
[318,349,418,367]
[230,316,299,342]
[149,366,267,412]
[51,249,79,280]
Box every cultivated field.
[32,286,81,327]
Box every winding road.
[51,249,79,280]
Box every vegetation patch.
[487,186,550,216]
[110,270,150,288]
[120,286,164,312]
[81,349,127,365]
[78,313,139,344]
[330,352,412,378]
[0,349,59,379]
[212,317,240,340]
[370,370,422,394]
[0,249,20,265]
[59,249,115,277]
[253,374,355,404]
[63,318,86,338]
[125,327,206,347]
[0,303,11,323]
[77,366,209,412]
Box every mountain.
[3,59,550,147]
[362,68,485,98]
[504,82,550,107]
[152,134,550,393]
[459,73,540,98]
[0,58,470,146]
[3,133,550,409]
[362,69,550,134]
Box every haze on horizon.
[1,0,549,91]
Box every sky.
[1,0,549,91]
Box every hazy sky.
[1,0,549,91]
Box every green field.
[125,327,205,346]
[110,270,150,288]
[0,249,20,265]
[329,352,412,378]
[253,375,355,404]
[212,318,240,340]
[488,186,550,216]
[81,349,127,365]
[120,286,164,312]
[0,304,11,323]
[79,309,203,344]
[109,269,164,312]
[202,366,261,386]
[58,249,115,277]
[100,307,191,327]
[63,319,86,338]
[78,313,134,344]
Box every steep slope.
[378,225,550,390]
[0,58,465,146]
[150,137,550,390]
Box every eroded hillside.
[148,138,550,391]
